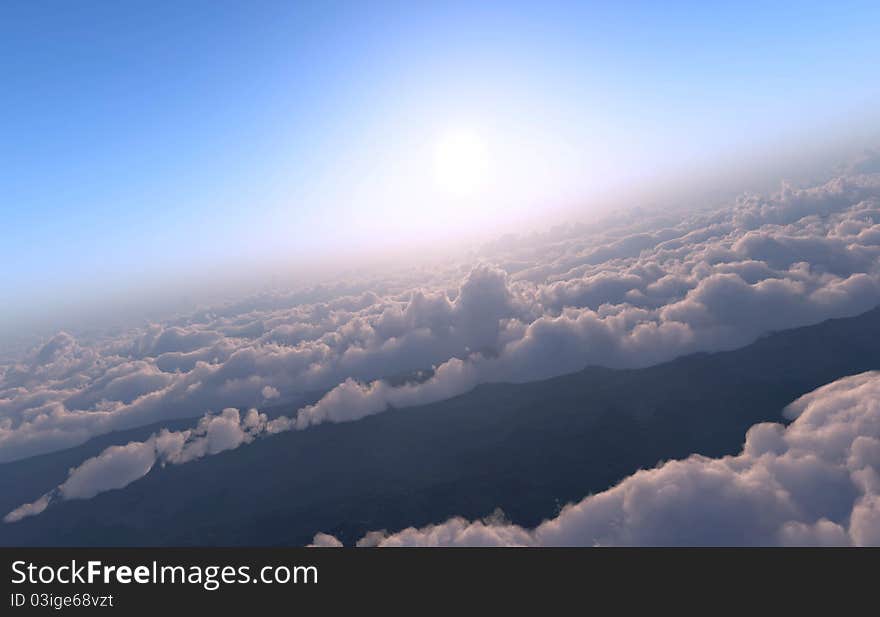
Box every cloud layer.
[2,169,880,465]
[4,408,266,523]
[314,371,880,546]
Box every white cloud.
[3,493,53,524]
[4,407,266,523]
[308,533,344,548]
[59,441,157,500]
[261,385,280,400]
[1,167,879,465]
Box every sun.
[432,129,490,197]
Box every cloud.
[59,440,157,500]
[308,533,344,548]
[310,371,880,546]
[3,493,53,524]
[261,385,280,400]
[4,408,266,523]
[3,360,482,522]
[1,167,880,463]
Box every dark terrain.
[1,306,879,546]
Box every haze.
[2,1,879,344]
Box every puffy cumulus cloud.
[0,266,521,462]
[313,371,880,547]
[2,167,880,462]
[308,533,344,548]
[261,385,280,400]
[4,408,266,523]
[59,440,157,500]
[3,493,53,524]
[5,361,483,522]
[130,326,224,358]
[3,356,483,522]
[267,357,481,432]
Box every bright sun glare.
[432,129,490,198]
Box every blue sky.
[2,1,879,334]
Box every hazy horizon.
[4,136,879,351]
[4,2,880,346]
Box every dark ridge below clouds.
[2,304,878,546]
